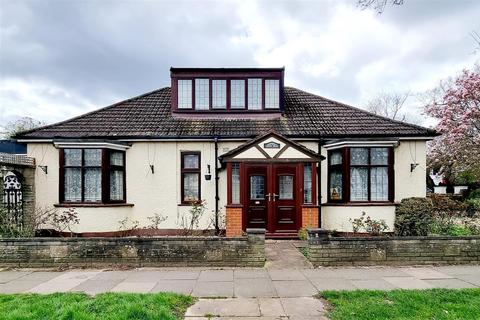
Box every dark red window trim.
[327,147,394,203]
[180,151,201,204]
[59,148,126,204]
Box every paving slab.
[454,274,480,287]
[199,270,233,282]
[265,240,312,269]
[71,279,123,294]
[0,280,48,294]
[234,269,269,279]
[272,280,317,297]
[310,277,357,291]
[334,267,410,279]
[280,297,325,316]
[434,265,480,276]
[258,298,286,317]
[193,281,234,297]
[90,271,133,281]
[110,281,156,293]
[0,271,31,283]
[150,279,196,294]
[268,269,306,281]
[351,279,396,290]
[382,276,433,289]
[424,278,478,289]
[301,268,344,279]
[15,272,64,282]
[123,271,172,282]
[185,298,260,317]
[234,278,276,298]
[401,267,453,279]
[160,270,201,280]
[28,271,101,294]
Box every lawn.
[0,292,195,320]
[320,288,480,320]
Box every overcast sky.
[1,0,479,129]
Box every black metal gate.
[3,171,24,227]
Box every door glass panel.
[250,175,265,200]
[279,175,293,200]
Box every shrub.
[395,197,434,236]
[349,212,389,236]
[465,198,480,214]
[429,194,467,215]
[468,188,480,199]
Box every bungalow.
[16,68,436,237]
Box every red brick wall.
[226,206,243,237]
[302,206,319,229]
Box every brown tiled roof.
[17,87,436,139]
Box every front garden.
[0,292,195,320]
[320,288,480,320]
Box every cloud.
[1,0,479,127]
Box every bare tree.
[357,0,404,14]
[365,91,410,121]
[2,117,46,138]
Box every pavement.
[0,241,479,319]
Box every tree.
[364,91,421,124]
[357,0,404,14]
[424,67,480,183]
[2,117,46,139]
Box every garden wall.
[0,229,265,268]
[307,229,480,266]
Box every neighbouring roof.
[16,87,436,140]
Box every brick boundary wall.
[307,229,480,267]
[0,229,266,268]
[301,206,319,229]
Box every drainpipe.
[317,139,322,229]
[214,137,220,235]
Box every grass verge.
[0,292,195,320]
[320,288,480,320]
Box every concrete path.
[1,265,479,319]
[265,240,312,269]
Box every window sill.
[322,202,398,207]
[226,204,243,208]
[54,203,134,208]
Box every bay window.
[328,147,393,203]
[60,148,126,203]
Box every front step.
[266,232,299,239]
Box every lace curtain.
[232,164,240,204]
[110,170,124,200]
[350,167,368,201]
[184,173,199,201]
[371,167,388,201]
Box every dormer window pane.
[177,80,192,109]
[248,78,262,110]
[231,80,245,109]
[195,78,210,110]
[265,79,280,109]
[212,80,227,109]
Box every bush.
[465,198,480,214]
[395,197,434,236]
[468,188,480,199]
[429,194,467,214]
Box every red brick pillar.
[302,206,319,229]
[226,206,243,237]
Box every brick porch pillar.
[301,206,319,229]
[226,206,243,237]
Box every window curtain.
[303,164,312,203]
[350,167,368,201]
[110,170,124,201]
[184,173,199,201]
[232,164,240,204]
[84,168,101,202]
[371,167,388,201]
[64,168,82,201]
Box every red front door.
[245,164,299,234]
[273,165,298,232]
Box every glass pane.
[350,167,368,201]
[329,170,343,200]
[178,80,192,108]
[183,154,199,169]
[371,148,389,165]
[84,168,101,202]
[265,79,280,109]
[110,170,124,201]
[183,173,199,202]
[110,151,124,166]
[212,80,227,109]
[350,148,369,165]
[64,149,82,166]
[64,168,81,201]
[247,78,262,110]
[304,164,312,203]
[250,175,265,200]
[231,80,245,108]
[279,175,293,200]
[195,78,210,110]
[330,151,342,165]
[84,149,102,166]
[371,167,389,201]
[232,163,240,204]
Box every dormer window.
[171,68,284,113]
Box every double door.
[245,164,298,233]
